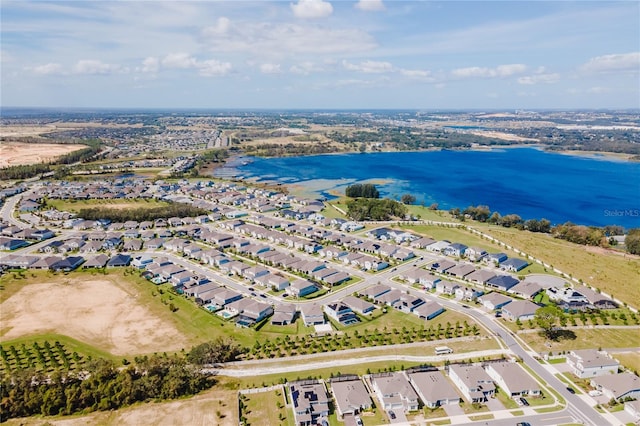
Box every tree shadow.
[547,329,577,341]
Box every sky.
[1,0,639,110]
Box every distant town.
[1,109,639,426]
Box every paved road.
[0,193,30,228]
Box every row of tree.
[74,203,209,223]
[450,204,638,254]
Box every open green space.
[44,197,171,213]
[520,327,640,353]
[613,352,640,374]
[241,389,292,426]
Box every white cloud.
[198,59,232,77]
[290,0,333,19]
[355,0,385,12]
[140,57,159,73]
[587,86,610,94]
[452,64,527,79]
[343,59,393,73]
[201,20,376,57]
[579,52,640,73]
[205,17,231,35]
[30,63,64,75]
[162,52,198,69]
[260,63,281,74]
[518,73,560,85]
[72,59,124,75]
[400,68,433,80]
[290,61,323,75]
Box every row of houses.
[0,253,131,271]
[289,361,542,425]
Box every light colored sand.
[5,386,238,426]
[0,276,189,355]
[0,142,86,167]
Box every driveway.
[443,402,465,417]
[485,396,505,411]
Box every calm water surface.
[226,148,640,228]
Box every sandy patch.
[469,130,538,142]
[0,142,87,168]
[585,245,639,259]
[0,276,189,355]
[6,386,238,426]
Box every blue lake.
[226,148,640,228]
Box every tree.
[401,194,416,205]
[186,338,245,365]
[626,229,640,255]
[536,305,565,340]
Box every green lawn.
[243,389,292,426]
[45,198,171,213]
[613,352,640,374]
[521,328,640,353]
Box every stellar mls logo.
[603,209,640,217]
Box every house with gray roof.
[466,268,496,285]
[271,305,297,326]
[501,300,540,322]
[567,349,620,379]
[590,373,640,401]
[413,301,445,320]
[430,259,456,274]
[301,303,325,326]
[466,247,488,262]
[449,364,496,403]
[289,380,330,426]
[289,279,319,298]
[330,378,373,418]
[446,263,476,279]
[342,295,376,315]
[408,370,461,408]
[508,281,543,299]
[485,362,541,398]
[370,372,419,412]
[82,254,109,268]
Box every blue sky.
[1,0,638,109]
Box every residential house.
[268,274,290,291]
[486,275,519,291]
[289,381,330,426]
[289,279,319,298]
[590,373,640,402]
[408,370,461,408]
[106,254,131,268]
[82,254,109,268]
[501,300,540,322]
[485,362,541,398]
[325,303,359,326]
[443,243,467,258]
[448,364,496,403]
[413,301,445,320]
[446,263,476,279]
[271,305,297,326]
[508,281,543,300]
[500,258,529,272]
[567,349,620,379]
[370,372,419,412]
[330,378,373,419]
[484,253,508,265]
[430,259,456,274]
[435,280,459,296]
[301,303,325,326]
[466,247,488,262]
[341,295,376,315]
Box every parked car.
[520,397,529,406]
[389,410,396,420]
[515,398,524,406]
[567,387,576,394]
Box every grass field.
[521,328,640,353]
[612,352,640,374]
[45,198,171,213]
[243,389,291,426]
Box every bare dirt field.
[0,275,189,355]
[6,385,238,426]
[0,142,86,167]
